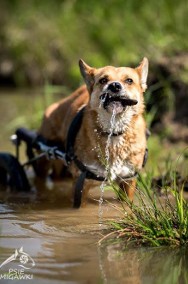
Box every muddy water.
[0,186,120,284]
[0,90,188,284]
[1,187,188,284]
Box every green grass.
[0,0,187,88]
[105,166,188,247]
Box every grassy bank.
[0,0,187,87]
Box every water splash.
[105,108,116,165]
[99,108,116,225]
[99,180,106,225]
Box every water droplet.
[99,108,117,224]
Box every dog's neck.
[85,106,138,137]
[98,108,135,135]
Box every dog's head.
[79,58,148,132]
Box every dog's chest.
[108,139,135,179]
[84,136,135,180]
[110,158,134,180]
[84,156,133,181]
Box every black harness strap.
[74,158,105,181]
[73,171,87,208]
[66,107,106,181]
[142,148,148,168]
[66,107,85,163]
[66,107,106,207]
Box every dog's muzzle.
[100,92,138,114]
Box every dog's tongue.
[107,101,124,114]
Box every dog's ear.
[79,59,95,93]
[136,57,149,91]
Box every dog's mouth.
[100,93,138,114]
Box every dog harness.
[65,107,148,207]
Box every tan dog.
[38,58,149,205]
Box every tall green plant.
[105,170,188,247]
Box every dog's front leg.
[118,179,136,201]
[80,180,91,207]
[72,175,91,208]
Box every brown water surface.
[0,187,188,284]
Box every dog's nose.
[108,82,122,93]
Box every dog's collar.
[96,126,124,137]
[100,130,124,137]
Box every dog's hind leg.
[51,160,67,179]
[35,156,52,178]
[35,157,66,179]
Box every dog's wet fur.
[38,58,149,206]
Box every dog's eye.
[99,78,108,84]
[125,78,133,85]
